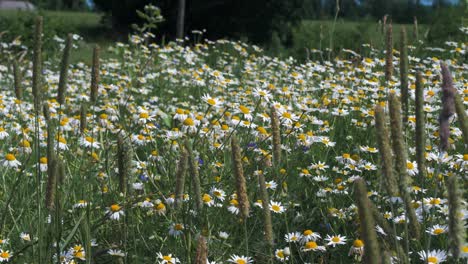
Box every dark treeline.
[29,0,467,45]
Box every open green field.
[0,9,467,264]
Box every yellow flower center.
[407,162,414,170]
[303,229,313,236]
[353,239,364,247]
[427,256,438,263]
[110,204,121,212]
[174,224,183,231]
[332,236,340,243]
[271,205,281,212]
[239,105,250,114]
[433,228,444,235]
[276,250,284,258]
[85,136,95,143]
[139,112,149,119]
[305,241,318,249]
[236,260,246,264]
[0,252,9,258]
[207,98,216,105]
[5,154,16,161]
[183,118,194,126]
[163,255,172,261]
[156,203,165,210]
[40,157,47,164]
[202,194,212,203]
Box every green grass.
[0,10,113,63]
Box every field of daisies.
[0,16,466,264]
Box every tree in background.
[93,0,306,44]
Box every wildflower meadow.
[0,13,466,264]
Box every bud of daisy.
[439,63,457,152]
[174,147,188,209]
[194,235,207,264]
[80,104,87,134]
[185,140,203,212]
[454,92,468,146]
[389,94,421,239]
[13,60,22,100]
[399,27,409,124]
[446,175,464,259]
[117,134,133,196]
[374,105,398,197]
[354,179,380,263]
[57,34,72,106]
[415,72,427,181]
[270,106,281,166]
[45,156,58,211]
[385,22,393,82]
[32,16,43,111]
[231,135,250,219]
[90,45,100,103]
[257,169,274,248]
[413,16,418,42]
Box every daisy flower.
[20,232,31,242]
[70,244,86,261]
[284,232,301,243]
[228,254,253,264]
[210,187,226,201]
[417,249,447,263]
[108,249,126,257]
[302,241,326,252]
[301,229,321,242]
[0,127,8,139]
[156,252,180,264]
[80,136,100,149]
[325,234,347,247]
[202,94,222,108]
[106,204,124,220]
[202,193,215,207]
[426,225,448,236]
[169,223,184,237]
[0,250,12,262]
[269,201,285,214]
[3,153,21,168]
[274,247,290,262]
[348,239,364,259]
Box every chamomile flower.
[285,232,301,243]
[325,234,347,247]
[417,249,447,263]
[156,252,180,264]
[106,204,124,220]
[301,229,321,242]
[426,225,448,236]
[3,153,21,168]
[0,250,12,262]
[274,247,290,262]
[228,254,253,264]
[302,241,326,252]
[269,201,285,214]
[169,223,184,237]
[20,232,31,242]
[108,249,126,257]
[80,136,100,149]
[202,94,222,108]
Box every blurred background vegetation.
[0,0,466,62]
